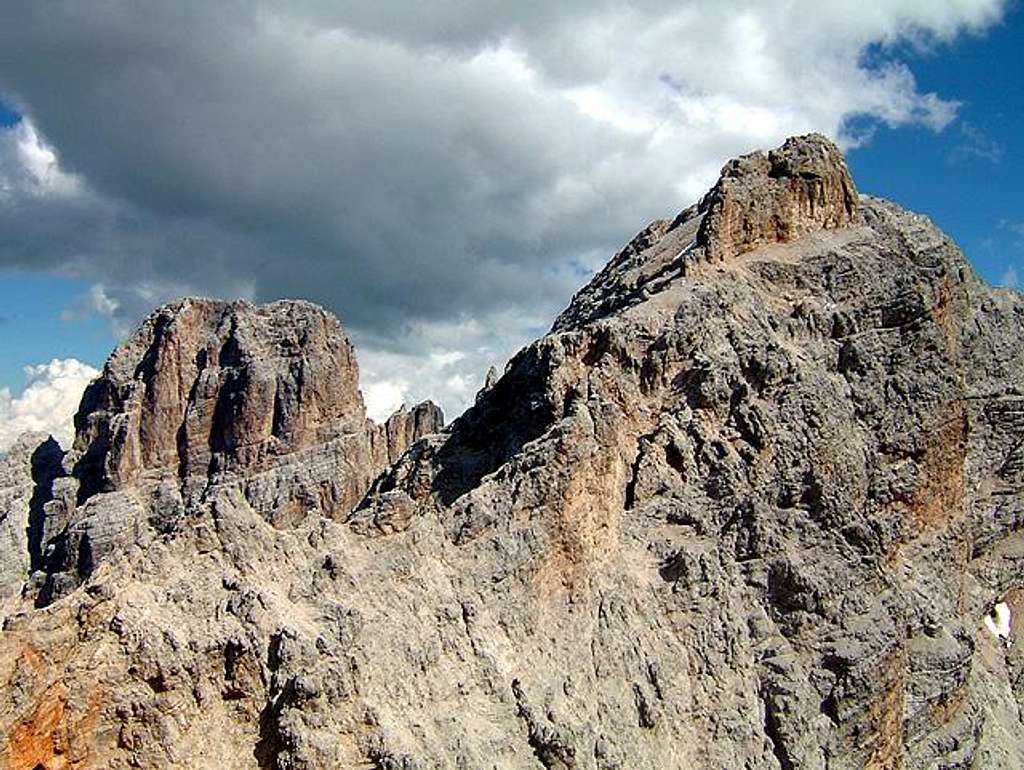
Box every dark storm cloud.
[0,0,1005,416]
[0,4,641,325]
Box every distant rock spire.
[68,297,442,521]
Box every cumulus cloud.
[362,380,408,424]
[0,358,100,452]
[0,0,1006,417]
[999,265,1019,289]
[0,119,80,200]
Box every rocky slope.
[2,134,1024,769]
[14,298,444,613]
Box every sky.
[0,0,1021,450]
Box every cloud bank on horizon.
[0,359,99,452]
[0,0,1007,427]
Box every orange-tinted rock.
[697,133,859,261]
[8,135,1024,769]
[72,299,366,496]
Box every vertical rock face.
[72,298,367,497]
[381,401,446,466]
[3,298,443,607]
[68,297,443,523]
[0,433,62,613]
[2,135,1024,770]
[697,133,860,261]
[550,135,859,333]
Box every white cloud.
[999,265,1019,289]
[362,380,408,423]
[87,283,119,318]
[0,358,99,452]
[0,120,80,198]
[355,305,547,420]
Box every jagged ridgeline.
[2,134,1024,769]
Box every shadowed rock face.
[3,135,1024,770]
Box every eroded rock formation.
[2,134,1023,769]
[697,132,860,261]
[72,298,440,508]
[2,299,442,607]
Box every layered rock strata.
[73,298,440,509]
[697,133,860,261]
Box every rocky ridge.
[2,133,1024,769]
[5,298,443,609]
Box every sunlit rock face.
[72,298,368,495]
[3,135,1024,770]
[69,297,442,519]
[2,299,444,609]
[697,133,861,262]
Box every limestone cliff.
[2,134,1023,770]
[3,298,443,607]
[697,133,860,261]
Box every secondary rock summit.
[6,298,443,608]
[2,134,1023,769]
[75,297,442,512]
[697,133,860,261]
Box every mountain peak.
[5,135,1024,769]
[554,133,861,331]
[697,133,860,261]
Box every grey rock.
[0,432,62,612]
[6,299,443,606]
[2,134,1024,770]
[381,401,446,467]
[72,298,371,503]
[697,132,860,262]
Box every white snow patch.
[984,601,1012,640]
[674,238,698,260]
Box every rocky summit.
[2,133,1024,769]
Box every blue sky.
[0,1,1020,428]
[1,100,117,388]
[0,272,117,380]
[846,3,1024,289]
